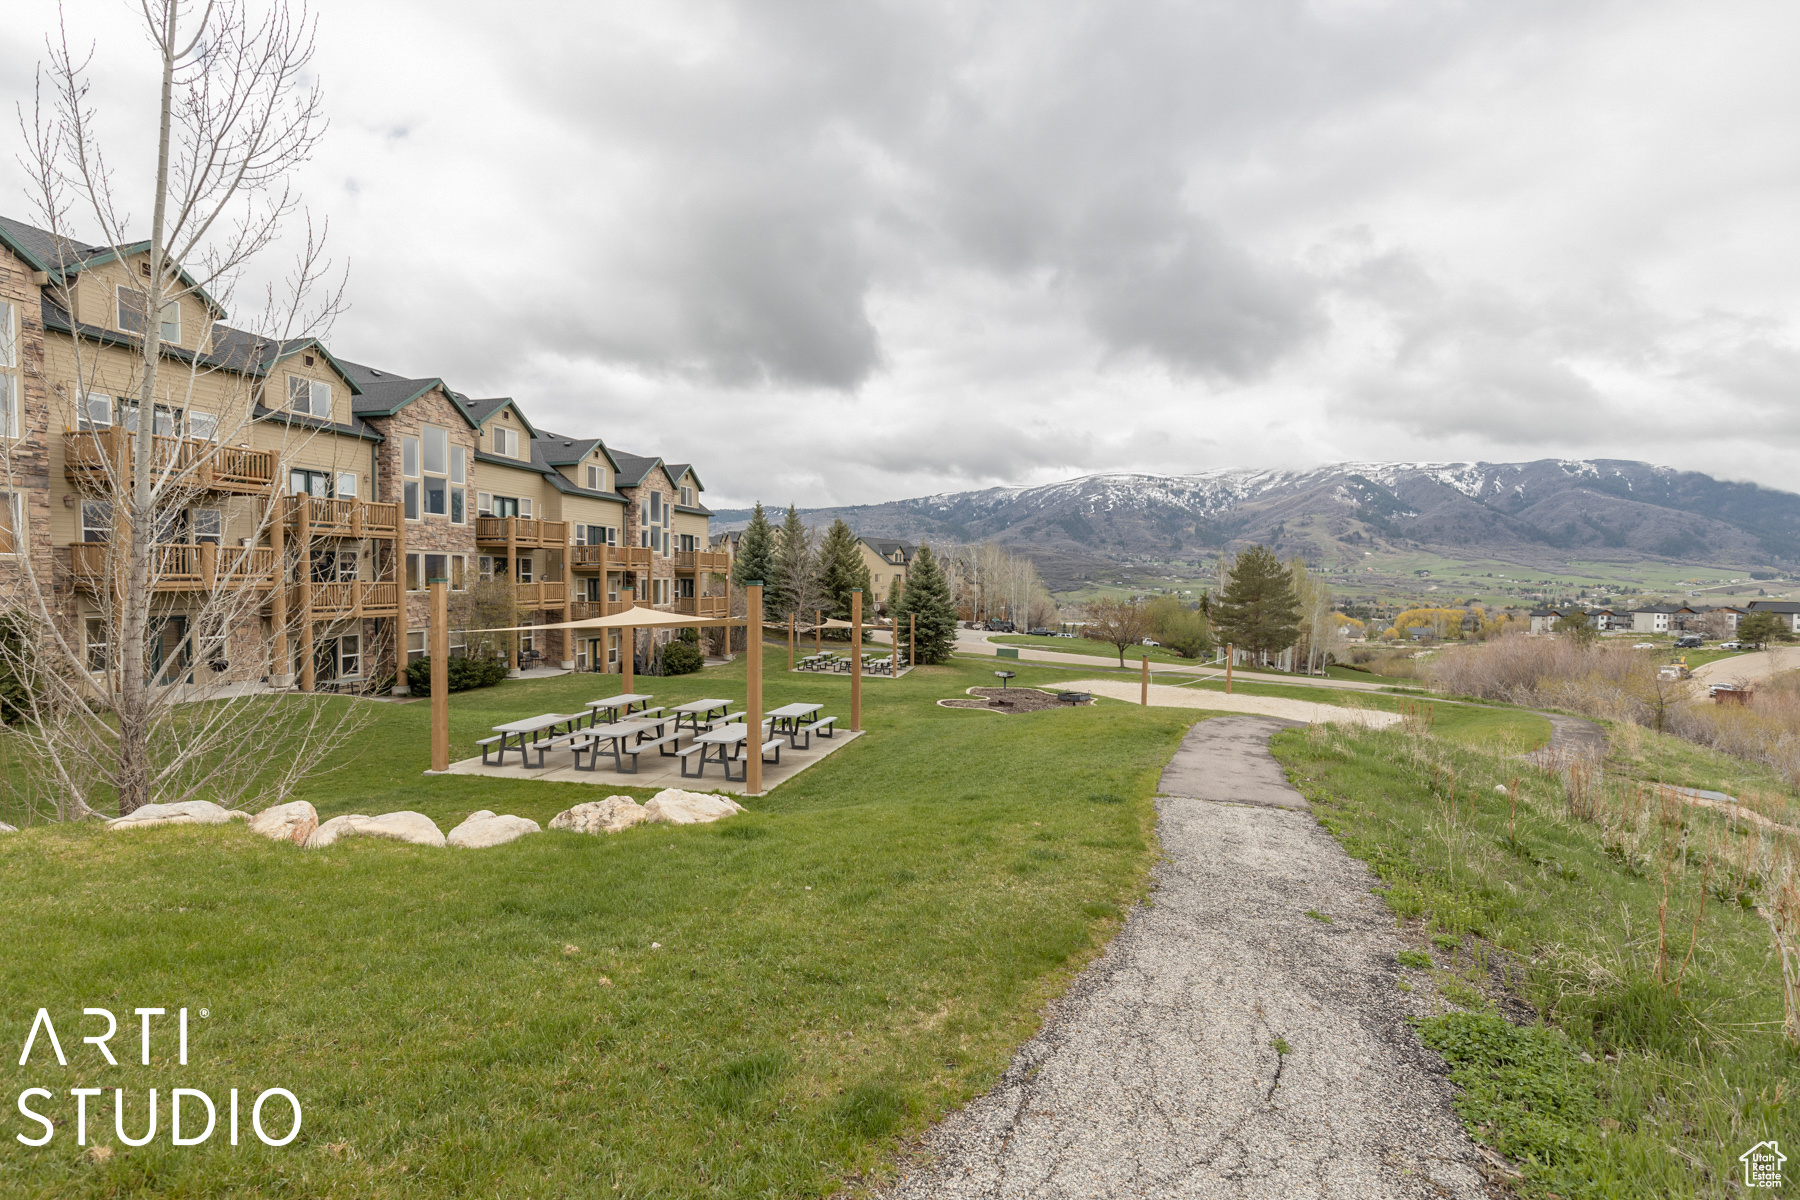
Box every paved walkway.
[1692,646,1800,688]
[884,715,1484,1200]
[1062,678,1403,729]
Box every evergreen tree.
[886,572,903,618]
[772,504,816,618]
[731,502,776,589]
[818,520,872,628]
[900,544,957,664]
[1210,544,1300,663]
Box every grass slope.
[1274,723,1798,1198]
[0,655,1194,1198]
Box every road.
[882,716,1485,1200]
[1691,646,1800,688]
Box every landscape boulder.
[305,811,446,849]
[550,796,649,835]
[107,801,248,831]
[447,810,541,848]
[248,800,318,846]
[644,789,745,826]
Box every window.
[81,500,111,543]
[406,629,425,663]
[493,426,519,457]
[516,556,533,584]
[424,553,448,584]
[289,468,332,497]
[407,553,467,591]
[0,300,14,368]
[451,487,465,524]
[402,436,420,479]
[586,464,605,491]
[680,486,694,506]
[188,411,219,441]
[450,446,466,485]
[450,447,466,524]
[423,425,448,475]
[0,376,14,440]
[85,617,108,673]
[315,634,361,682]
[406,554,422,591]
[0,492,19,554]
[287,375,330,419]
[425,476,447,516]
[677,576,694,599]
[477,492,492,517]
[191,508,222,545]
[77,393,113,429]
[336,471,358,499]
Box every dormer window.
[287,375,330,418]
[493,426,519,457]
[117,287,179,343]
[586,463,606,491]
[679,485,694,506]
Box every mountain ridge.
[715,460,1800,589]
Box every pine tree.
[772,504,816,618]
[817,520,870,628]
[1210,544,1300,664]
[731,502,776,589]
[900,545,957,664]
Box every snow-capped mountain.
[716,460,1800,584]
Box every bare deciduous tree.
[4,0,377,820]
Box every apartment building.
[858,537,916,606]
[0,213,723,694]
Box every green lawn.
[1274,723,1799,1197]
[0,654,1198,1198]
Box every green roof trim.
[266,340,365,396]
[50,240,228,317]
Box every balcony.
[284,494,402,539]
[674,594,729,618]
[69,541,279,592]
[674,549,731,573]
[512,581,568,609]
[290,579,401,618]
[64,428,277,495]
[570,598,634,621]
[569,543,654,571]
[475,516,569,548]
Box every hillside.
[716,460,1800,588]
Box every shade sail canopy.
[462,605,741,635]
[791,617,856,631]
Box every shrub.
[405,654,508,694]
[662,641,704,675]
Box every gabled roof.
[336,358,477,424]
[531,430,622,475]
[462,396,541,439]
[609,449,664,489]
[0,215,225,315]
[1747,600,1800,613]
[859,536,917,564]
[212,329,363,395]
[664,462,705,492]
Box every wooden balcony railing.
[291,579,401,618]
[64,428,276,495]
[569,545,611,571]
[570,598,633,621]
[69,541,279,592]
[674,549,731,572]
[512,581,568,609]
[674,594,729,618]
[475,516,569,548]
[283,494,402,539]
[615,545,653,570]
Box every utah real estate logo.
[1741,1140,1786,1189]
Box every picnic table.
[575,715,676,774]
[485,713,580,767]
[765,702,822,738]
[586,693,655,723]
[686,723,749,781]
[666,698,734,732]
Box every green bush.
[662,641,704,675]
[405,654,508,693]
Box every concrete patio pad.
[436,727,863,797]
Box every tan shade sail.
[461,605,741,636]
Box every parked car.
[1633,643,1657,649]
[1028,627,1054,637]
[1674,634,1703,649]
[1055,632,1077,639]
[1141,638,1160,647]
[1720,641,1746,650]
[983,620,1016,633]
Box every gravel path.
[1061,678,1404,729]
[883,715,1487,1200]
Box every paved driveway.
[883,716,1484,1199]
[1692,646,1800,688]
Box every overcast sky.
[5,0,1800,508]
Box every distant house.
[1746,600,1800,633]
[1528,607,1560,635]
[1693,604,1746,632]
[1631,605,1680,634]
[857,537,918,606]
[1531,606,1622,634]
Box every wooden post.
[1225,643,1233,694]
[298,495,314,692]
[1141,653,1149,705]
[506,517,519,673]
[747,582,764,795]
[560,526,573,668]
[623,624,635,694]
[430,578,449,772]
[910,612,915,671]
[788,613,795,673]
[815,608,822,656]
[269,496,290,687]
[891,614,897,678]
[393,491,409,695]
[851,589,863,732]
